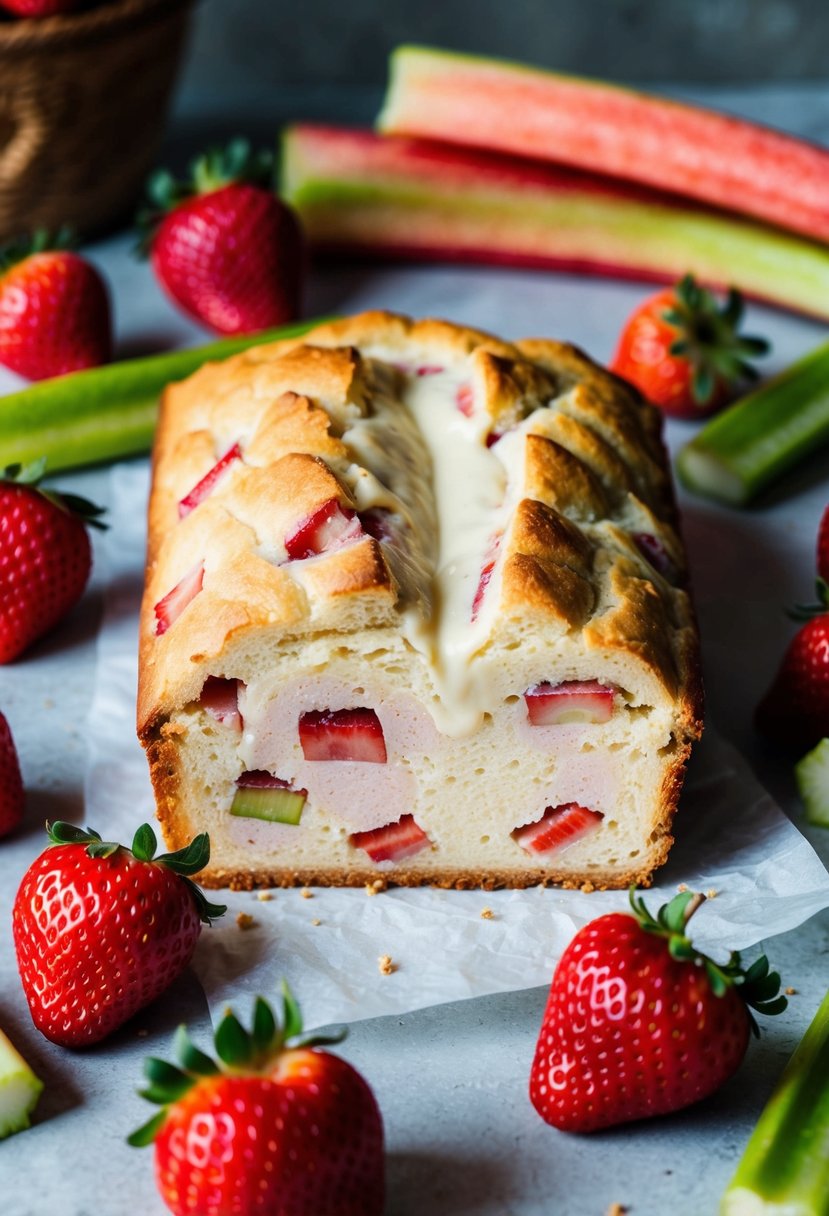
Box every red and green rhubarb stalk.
[281,125,829,322]
[721,986,829,1215]
[379,45,829,245]
[0,319,321,475]
[677,340,829,506]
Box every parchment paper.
[83,463,829,1028]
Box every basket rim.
[0,0,193,49]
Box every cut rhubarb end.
[178,443,243,519]
[456,383,475,417]
[513,803,604,856]
[199,677,244,731]
[284,496,363,560]
[416,364,444,376]
[231,771,308,825]
[350,814,431,863]
[154,562,205,636]
[524,680,615,725]
[298,708,388,763]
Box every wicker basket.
[0,0,194,242]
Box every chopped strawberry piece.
[485,430,503,448]
[154,562,204,636]
[200,676,244,730]
[456,383,475,417]
[285,497,364,560]
[471,533,502,621]
[232,771,307,825]
[299,708,388,763]
[178,443,243,518]
[416,365,444,376]
[633,532,679,582]
[513,803,603,855]
[524,680,615,725]
[350,814,430,862]
[359,507,395,543]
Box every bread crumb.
[300,888,314,899]
[43,697,54,710]
[706,888,718,899]
[256,891,273,902]
[236,912,255,930]
[365,879,385,896]
[378,954,396,976]
[677,883,688,893]
[480,907,494,920]
[311,918,322,927]
[785,987,797,996]
[606,1205,628,1216]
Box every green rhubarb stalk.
[795,739,829,827]
[721,986,829,1215]
[0,1026,43,1138]
[676,340,829,506]
[0,319,322,475]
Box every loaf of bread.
[138,311,702,891]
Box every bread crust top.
[138,311,702,742]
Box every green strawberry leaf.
[131,823,158,862]
[174,1024,219,1077]
[127,1110,168,1148]
[215,1011,253,1069]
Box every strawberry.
[199,676,244,730]
[0,0,83,15]
[524,680,615,725]
[0,460,105,663]
[178,443,242,518]
[128,986,384,1216]
[0,711,24,838]
[529,889,785,1133]
[756,511,829,753]
[350,815,431,863]
[610,274,769,418]
[154,562,205,636]
[140,140,305,336]
[299,708,387,762]
[512,803,603,856]
[284,497,364,560]
[13,822,225,1048]
[755,613,829,753]
[0,232,111,381]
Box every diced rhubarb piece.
[284,497,364,560]
[178,443,243,518]
[512,803,604,855]
[298,708,387,763]
[350,814,430,863]
[416,365,444,376]
[230,771,308,825]
[154,562,205,636]
[524,680,615,725]
[379,46,829,245]
[359,507,395,543]
[456,383,474,417]
[281,126,829,322]
[199,677,244,730]
[471,533,501,621]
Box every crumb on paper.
[579,880,595,893]
[256,891,273,902]
[311,918,322,927]
[607,1204,628,1216]
[43,697,54,710]
[706,888,718,899]
[236,912,255,931]
[378,954,396,976]
[785,987,797,996]
[677,883,688,893]
[365,879,385,896]
[480,907,494,920]
[300,888,314,900]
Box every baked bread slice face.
[138,311,702,890]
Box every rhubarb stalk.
[721,986,829,1215]
[0,319,321,474]
[676,340,829,506]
